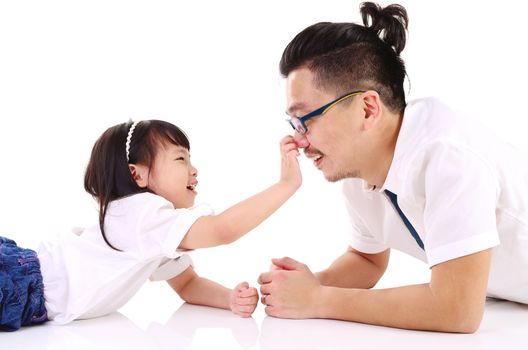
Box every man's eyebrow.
[286,102,307,116]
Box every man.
[258,2,528,333]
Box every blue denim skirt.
[0,236,48,331]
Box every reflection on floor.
[2,299,528,349]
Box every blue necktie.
[384,190,424,250]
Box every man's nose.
[293,131,310,148]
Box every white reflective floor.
[2,298,528,349]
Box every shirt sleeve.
[149,254,194,281]
[420,141,500,266]
[136,196,214,259]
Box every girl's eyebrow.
[171,147,189,156]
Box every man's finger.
[265,305,280,318]
[260,283,272,295]
[271,256,307,271]
[258,271,272,284]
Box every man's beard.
[324,169,360,182]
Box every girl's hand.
[229,282,259,317]
[279,135,302,190]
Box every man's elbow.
[447,316,482,334]
[441,301,485,333]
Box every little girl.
[0,119,301,331]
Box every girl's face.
[133,143,198,208]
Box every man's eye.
[175,157,185,161]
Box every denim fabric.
[0,236,47,331]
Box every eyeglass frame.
[287,90,366,135]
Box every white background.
[1,0,528,346]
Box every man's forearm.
[260,250,490,333]
[316,248,389,289]
[315,283,484,333]
[313,250,491,333]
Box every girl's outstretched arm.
[179,136,301,249]
[168,266,258,317]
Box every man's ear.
[129,164,148,188]
[362,91,382,130]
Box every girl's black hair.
[279,2,409,113]
[84,120,190,250]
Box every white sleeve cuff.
[426,231,500,267]
[349,237,388,254]
[149,254,194,281]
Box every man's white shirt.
[344,97,528,303]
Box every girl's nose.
[293,131,310,148]
[190,165,198,177]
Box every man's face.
[285,68,366,182]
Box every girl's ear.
[129,164,148,188]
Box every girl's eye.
[175,157,185,161]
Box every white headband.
[126,121,140,162]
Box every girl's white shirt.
[38,192,212,325]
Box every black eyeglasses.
[287,91,365,134]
